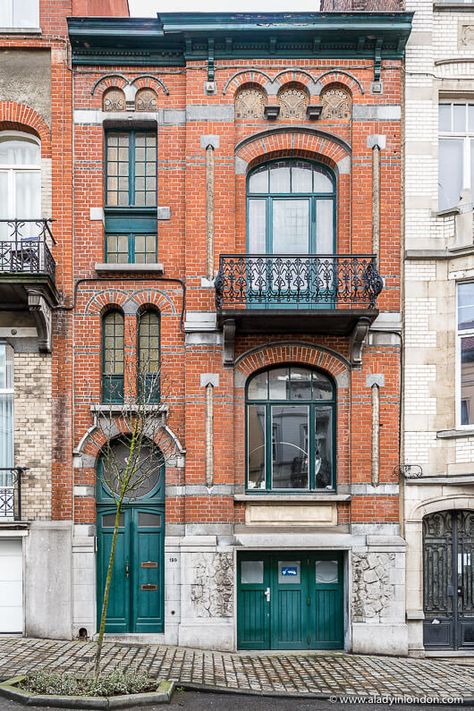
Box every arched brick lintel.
[235,341,351,384]
[81,288,178,317]
[0,101,51,157]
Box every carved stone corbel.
[349,316,370,366]
[222,319,236,367]
[27,290,52,353]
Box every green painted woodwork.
[237,552,344,650]
[68,13,413,67]
[97,506,164,634]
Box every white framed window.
[0,344,14,486]
[0,132,41,240]
[0,0,39,29]
[457,282,474,427]
[439,102,474,211]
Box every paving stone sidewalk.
[1,637,474,700]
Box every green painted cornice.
[68,12,413,66]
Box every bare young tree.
[88,318,177,678]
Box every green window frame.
[246,366,336,492]
[102,310,124,404]
[104,129,157,264]
[137,310,160,404]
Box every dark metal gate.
[423,510,474,650]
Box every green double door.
[237,552,344,650]
[96,506,164,634]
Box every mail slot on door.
[141,584,158,591]
[141,561,158,568]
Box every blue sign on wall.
[281,566,298,576]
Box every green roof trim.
[68,12,413,67]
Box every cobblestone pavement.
[0,637,474,701]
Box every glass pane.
[312,371,333,400]
[290,367,312,400]
[249,167,268,193]
[241,560,264,584]
[461,337,474,425]
[248,371,268,400]
[15,172,41,220]
[102,513,124,527]
[292,164,313,193]
[0,138,40,165]
[0,345,13,471]
[454,104,466,132]
[138,512,161,527]
[469,106,474,133]
[0,2,12,26]
[13,0,39,27]
[269,368,290,400]
[458,282,474,330]
[106,234,129,263]
[271,405,309,489]
[315,406,333,489]
[248,405,266,490]
[269,165,291,193]
[248,200,266,253]
[439,104,451,132]
[313,167,333,193]
[278,561,300,584]
[272,199,309,254]
[316,199,334,254]
[103,312,124,376]
[0,172,9,223]
[439,139,463,211]
[316,560,338,584]
[101,439,163,498]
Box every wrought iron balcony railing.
[0,468,25,521]
[0,219,56,280]
[215,254,383,311]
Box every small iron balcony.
[215,254,384,365]
[0,468,26,522]
[0,219,55,280]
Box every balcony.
[0,468,25,523]
[0,220,58,352]
[215,254,383,365]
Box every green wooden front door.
[237,552,344,650]
[97,506,164,634]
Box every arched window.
[246,366,335,491]
[102,310,124,403]
[247,160,335,255]
[137,310,160,403]
[0,132,41,238]
[97,436,164,503]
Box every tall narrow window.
[102,311,124,404]
[104,130,157,264]
[0,344,14,488]
[439,102,474,211]
[458,283,474,426]
[138,311,160,403]
[246,366,335,491]
[0,133,41,240]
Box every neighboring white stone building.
[404,0,474,654]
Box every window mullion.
[129,131,135,206]
[129,232,134,263]
[267,403,272,490]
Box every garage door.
[0,539,23,633]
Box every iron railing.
[0,219,56,280]
[215,254,383,311]
[0,467,26,521]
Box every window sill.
[235,494,351,503]
[0,27,41,33]
[95,263,164,274]
[91,403,168,416]
[437,427,474,439]
[434,2,474,9]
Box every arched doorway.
[423,510,474,650]
[96,438,165,634]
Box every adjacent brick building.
[63,3,413,653]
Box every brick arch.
[235,127,350,174]
[223,69,273,96]
[315,70,364,96]
[90,73,130,96]
[82,288,177,316]
[235,341,350,383]
[273,70,319,93]
[0,101,51,157]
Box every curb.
[0,677,175,708]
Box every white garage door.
[0,539,23,633]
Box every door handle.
[458,586,463,596]
[264,587,270,602]
[125,561,129,579]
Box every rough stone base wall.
[14,352,52,520]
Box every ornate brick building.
[63,6,413,653]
